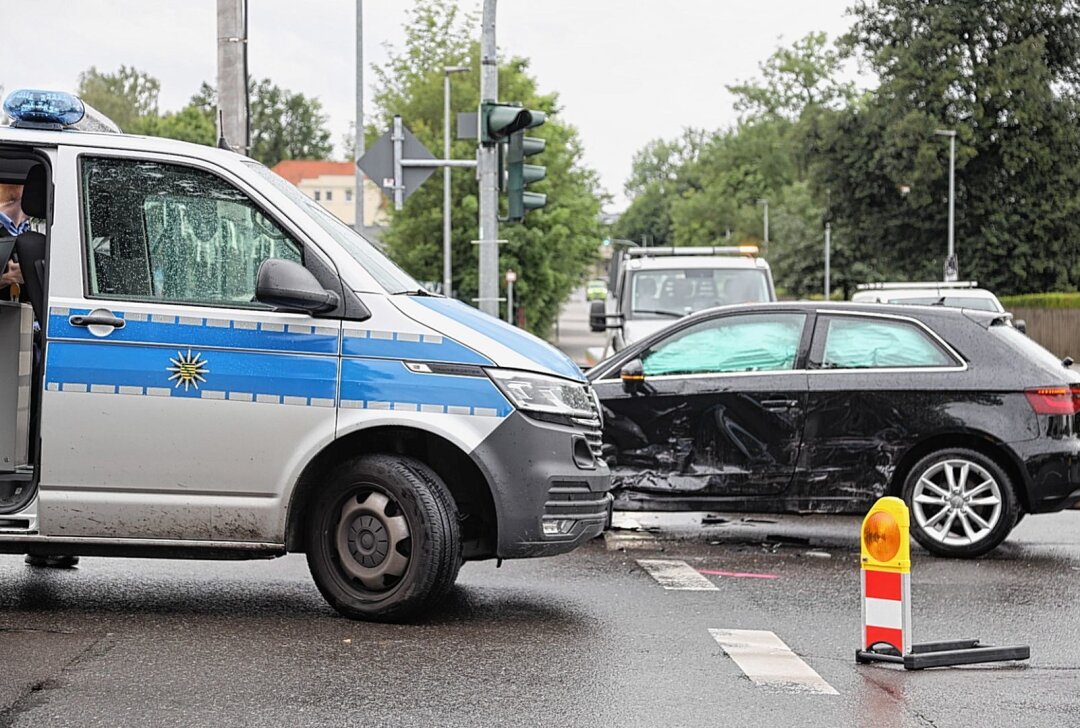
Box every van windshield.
[629,267,771,319]
[245,161,421,294]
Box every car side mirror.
[256,258,340,314]
[1014,318,1027,335]
[589,300,606,332]
[621,358,646,394]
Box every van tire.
[306,454,461,622]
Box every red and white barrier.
[861,568,911,655]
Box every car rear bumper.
[1013,437,1080,513]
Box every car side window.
[821,317,954,368]
[81,157,302,307]
[642,313,806,376]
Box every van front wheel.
[306,454,461,622]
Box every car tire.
[901,448,1018,558]
[306,454,461,622]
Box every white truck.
[589,246,777,360]
[0,89,611,621]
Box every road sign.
[357,124,436,204]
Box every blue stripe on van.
[339,358,512,417]
[48,309,339,355]
[46,341,338,402]
[412,297,585,381]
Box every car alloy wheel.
[910,458,1002,547]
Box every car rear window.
[990,323,1068,370]
[821,317,954,368]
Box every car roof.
[0,124,249,167]
[852,287,999,300]
[683,300,1006,325]
[627,256,768,271]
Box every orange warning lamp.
[860,496,910,573]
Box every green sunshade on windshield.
[643,314,805,376]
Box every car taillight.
[1024,386,1080,415]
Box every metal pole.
[477,0,499,316]
[936,129,958,281]
[354,0,364,233]
[758,198,769,254]
[947,132,956,279]
[506,277,514,324]
[824,222,831,300]
[216,0,247,154]
[392,115,404,211]
[443,66,469,298]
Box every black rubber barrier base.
[856,639,1030,670]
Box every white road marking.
[709,629,838,695]
[637,559,719,591]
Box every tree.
[370,0,605,336]
[76,66,160,133]
[811,0,1080,294]
[249,79,334,166]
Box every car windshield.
[629,267,770,319]
[245,161,421,294]
[887,296,1002,312]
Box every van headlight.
[487,369,594,419]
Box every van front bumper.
[470,411,612,559]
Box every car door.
[39,149,341,542]
[595,310,811,502]
[800,311,966,510]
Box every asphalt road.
[1,510,1078,727]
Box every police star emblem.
[166,349,210,391]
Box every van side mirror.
[1014,318,1027,335]
[589,300,606,332]
[256,258,340,314]
[621,358,646,394]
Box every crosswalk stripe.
[637,559,719,591]
[709,629,839,695]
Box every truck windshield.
[245,161,421,294]
[887,296,1002,312]
[629,268,771,318]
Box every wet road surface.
[1,511,1078,727]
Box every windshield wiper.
[393,288,439,297]
[631,309,683,318]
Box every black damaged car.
[588,302,1080,558]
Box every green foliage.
[372,0,604,336]
[1000,292,1080,309]
[249,79,333,167]
[76,65,160,133]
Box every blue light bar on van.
[3,89,86,128]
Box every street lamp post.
[935,129,957,282]
[443,65,470,298]
[757,198,769,254]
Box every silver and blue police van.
[0,90,610,621]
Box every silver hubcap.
[334,490,411,591]
[911,459,1002,546]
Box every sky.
[3,0,860,210]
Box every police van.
[0,90,610,621]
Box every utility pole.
[216,0,248,154]
[824,221,831,300]
[477,0,500,316]
[758,198,769,254]
[443,65,470,297]
[354,0,364,233]
[935,129,958,281]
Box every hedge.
[999,292,1080,309]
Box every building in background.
[270,160,387,237]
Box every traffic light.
[506,129,546,221]
[480,102,544,144]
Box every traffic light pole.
[477,0,500,317]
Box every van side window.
[81,157,302,307]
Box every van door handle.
[761,398,798,410]
[69,313,125,329]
